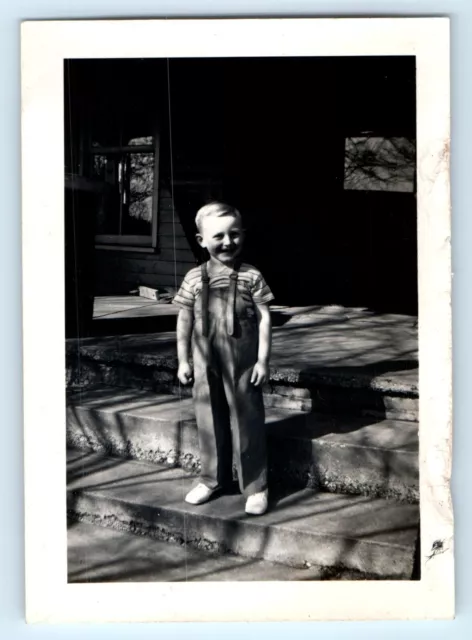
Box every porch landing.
[83,296,418,394]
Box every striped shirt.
[173,262,274,310]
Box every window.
[344,136,415,193]
[65,58,168,250]
[91,134,160,248]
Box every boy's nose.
[222,235,232,246]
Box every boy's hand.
[177,362,193,385]
[251,361,269,386]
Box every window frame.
[89,126,161,250]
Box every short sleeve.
[172,274,196,309]
[251,272,275,305]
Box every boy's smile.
[197,215,243,266]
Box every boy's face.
[197,214,244,265]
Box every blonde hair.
[195,202,241,232]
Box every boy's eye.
[230,232,240,239]
[213,234,224,240]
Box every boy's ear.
[196,233,204,247]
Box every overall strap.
[226,264,240,336]
[201,262,210,338]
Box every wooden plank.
[152,261,189,277]
[129,273,183,288]
[138,286,170,301]
[95,244,155,254]
[159,222,189,236]
[95,235,152,247]
[152,274,184,287]
[159,214,196,237]
[120,258,149,274]
[158,248,197,263]
[118,257,190,278]
[158,208,176,223]
[159,235,192,250]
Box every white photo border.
[21,17,452,623]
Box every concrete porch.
[86,296,418,393]
[66,297,419,580]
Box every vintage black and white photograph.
[22,17,452,622]
[65,54,420,583]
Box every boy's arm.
[256,302,272,365]
[251,303,272,386]
[176,307,194,384]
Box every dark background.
[65,56,417,332]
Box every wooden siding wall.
[94,187,197,295]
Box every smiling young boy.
[172,202,274,515]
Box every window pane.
[122,153,154,236]
[92,152,154,239]
[344,137,415,192]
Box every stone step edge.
[66,394,419,503]
[66,454,418,579]
[67,389,418,446]
[66,361,419,421]
[67,515,387,582]
[66,348,418,397]
[66,504,406,582]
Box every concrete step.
[67,449,420,579]
[68,518,376,582]
[67,385,419,502]
[66,334,418,421]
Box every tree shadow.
[65,315,420,582]
[67,445,419,583]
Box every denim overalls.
[192,261,268,497]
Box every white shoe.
[245,490,269,515]
[185,483,215,505]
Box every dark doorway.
[166,56,417,312]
